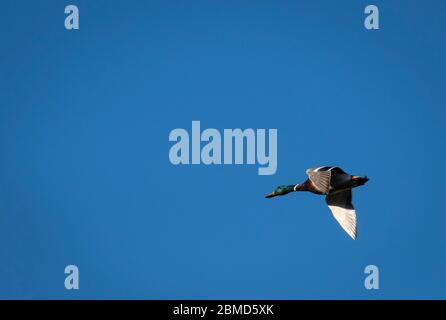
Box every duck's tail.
[352,176,369,186]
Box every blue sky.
[0,0,445,299]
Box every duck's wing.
[327,166,347,175]
[306,166,348,194]
[306,167,333,194]
[325,189,357,240]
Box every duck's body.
[265,166,369,240]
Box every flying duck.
[265,166,369,240]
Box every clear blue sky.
[0,0,445,299]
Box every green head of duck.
[265,185,295,198]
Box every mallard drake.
[265,166,369,240]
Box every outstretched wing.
[325,189,357,240]
[306,166,338,194]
